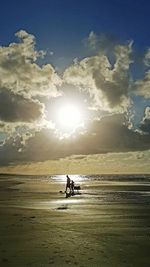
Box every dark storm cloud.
[0,88,44,122]
[66,114,149,157]
[1,114,150,166]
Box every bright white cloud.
[135,71,150,98]
[0,30,61,98]
[144,48,150,66]
[64,42,133,112]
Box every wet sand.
[0,174,150,266]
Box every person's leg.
[65,184,68,193]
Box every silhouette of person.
[66,175,71,193]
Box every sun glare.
[57,104,82,133]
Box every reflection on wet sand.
[0,174,150,266]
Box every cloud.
[0,30,61,98]
[0,87,44,123]
[64,42,133,111]
[134,48,150,98]
[85,31,118,52]
[78,114,150,153]
[144,48,150,67]
[140,106,150,133]
[1,114,150,166]
[86,31,98,50]
[135,71,150,98]
[1,149,150,175]
[1,30,150,169]
[0,30,62,134]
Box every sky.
[0,0,150,174]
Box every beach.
[0,174,150,267]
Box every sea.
[51,174,150,204]
[1,173,150,208]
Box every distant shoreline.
[0,172,150,177]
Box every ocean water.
[52,173,150,183]
[1,174,150,209]
[52,173,150,199]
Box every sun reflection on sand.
[51,198,84,205]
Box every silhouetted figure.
[65,175,71,194]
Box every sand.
[0,174,150,267]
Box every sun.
[57,104,82,133]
